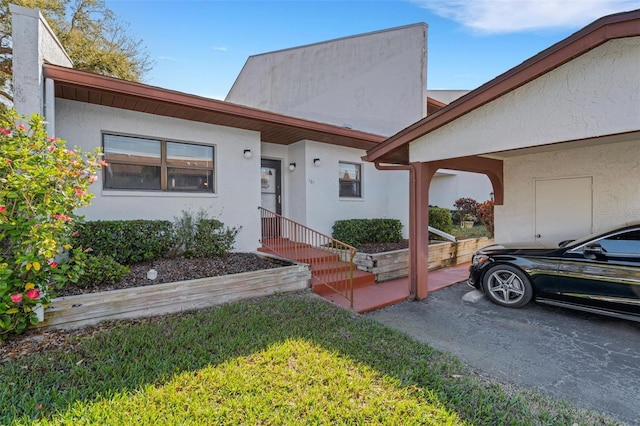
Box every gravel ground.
[356,240,408,254]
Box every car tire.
[482,264,533,308]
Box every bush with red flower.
[0,110,104,338]
[476,199,495,237]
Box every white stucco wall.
[411,37,640,162]
[55,99,262,252]
[303,141,409,238]
[261,141,410,239]
[429,171,493,209]
[495,138,640,243]
[11,4,72,119]
[227,24,427,136]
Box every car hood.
[477,241,562,256]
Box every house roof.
[364,9,640,165]
[43,64,386,150]
[426,97,447,115]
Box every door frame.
[261,158,282,215]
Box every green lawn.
[1,292,617,425]
[449,225,492,240]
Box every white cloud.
[158,56,177,61]
[212,46,228,52]
[417,0,640,33]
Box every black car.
[468,222,640,322]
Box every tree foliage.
[0,0,152,106]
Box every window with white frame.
[339,161,362,198]
[103,134,214,193]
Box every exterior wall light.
[288,163,296,172]
[243,149,253,159]
[313,158,321,167]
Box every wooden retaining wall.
[354,237,494,282]
[38,261,311,330]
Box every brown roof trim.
[43,64,386,149]
[426,96,447,115]
[365,9,640,164]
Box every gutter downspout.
[374,162,417,300]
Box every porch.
[320,263,471,313]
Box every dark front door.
[261,159,282,238]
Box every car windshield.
[563,222,640,249]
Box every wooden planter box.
[354,237,494,282]
[37,257,311,330]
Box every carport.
[363,10,640,300]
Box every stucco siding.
[495,138,640,243]
[302,141,409,238]
[11,4,72,118]
[429,171,493,209]
[55,99,262,252]
[227,24,427,136]
[410,37,640,162]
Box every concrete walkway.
[367,282,640,425]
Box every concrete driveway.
[366,282,640,425]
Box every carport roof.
[364,9,640,165]
[43,64,386,150]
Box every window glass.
[339,162,362,198]
[598,230,640,254]
[167,142,213,168]
[167,168,213,192]
[103,134,214,193]
[104,164,161,190]
[104,135,161,165]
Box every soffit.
[43,64,385,150]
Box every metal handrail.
[259,207,356,308]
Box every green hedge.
[190,219,239,258]
[73,220,175,265]
[332,219,403,247]
[428,207,453,235]
[74,217,239,265]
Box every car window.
[598,230,640,255]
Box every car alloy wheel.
[483,264,533,308]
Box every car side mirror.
[583,243,605,260]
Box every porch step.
[259,238,377,302]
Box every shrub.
[171,209,239,258]
[476,200,495,237]
[332,219,403,247]
[74,220,174,265]
[193,219,239,258]
[0,110,103,337]
[453,197,479,223]
[428,207,453,236]
[75,255,130,288]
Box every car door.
[553,228,640,316]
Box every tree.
[0,0,152,107]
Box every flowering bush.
[453,197,479,224]
[0,110,104,338]
[476,200,495,237]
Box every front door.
[261,159,282,238]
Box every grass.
[1,292,618,425]
[449,224,492,240]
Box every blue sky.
[105,0,640,100]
